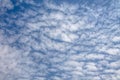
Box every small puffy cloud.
[0,0,14,11]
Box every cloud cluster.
[0,0,120,80]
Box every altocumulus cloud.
[0,0,120,80]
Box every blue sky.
[0,0,120,80]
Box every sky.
[0,0,120,80]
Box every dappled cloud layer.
[0,0,120,80]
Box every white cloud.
[85,62,98,71]
[106,48,120,55]
[109,60,120,68]
[0,0,120,80]
[112,36,120,42]
[85,54,105,60]
[0,45,22,79]
[0,0,14,14]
